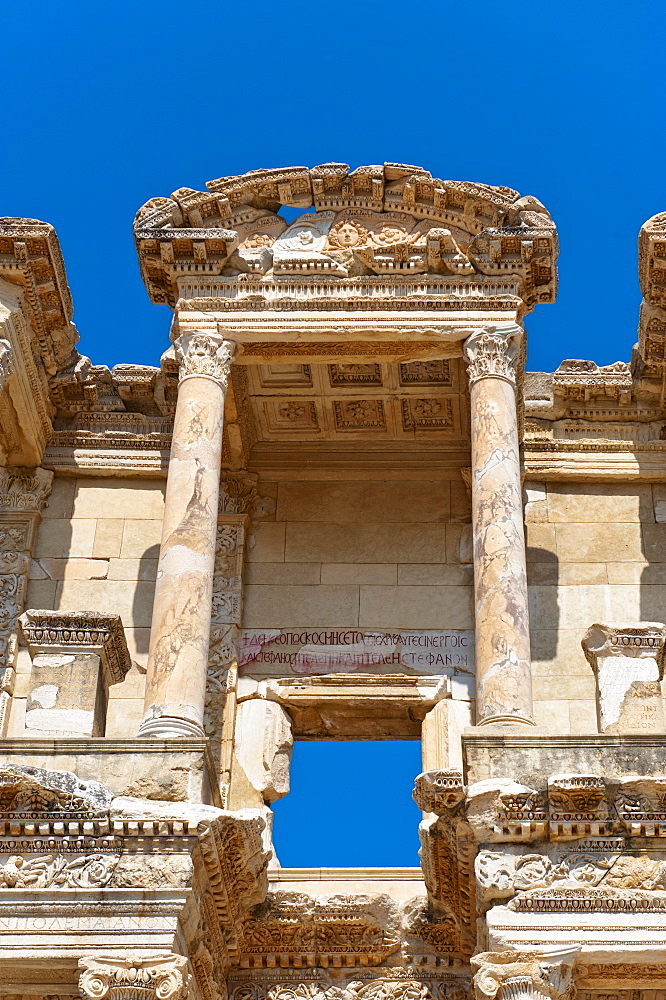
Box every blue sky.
[3,0,665,375]
[3,1,665,865]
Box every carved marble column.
[464,324,533,726]
[139,331,235,738]
[79,956,189,1000]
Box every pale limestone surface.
[582,621,666,732]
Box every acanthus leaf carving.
[174,332,235,387]
[0,467,53,511]
[471,950,578,1000]
[0,764,112,818]
[463,326,522,386]
[78,956,189,1000]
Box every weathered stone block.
[582,621,666,733]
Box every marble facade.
[0,162,665,997]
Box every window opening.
[272,740,422,867]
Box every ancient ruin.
[0,161,665,997]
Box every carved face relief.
[327,220,368,249]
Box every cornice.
[20,609,132,684]
[0,218,78,373]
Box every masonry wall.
[15,471,666,743]
[18,475,164,737]
[526,480,666,734]
[243,474,473,632]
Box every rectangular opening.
[271,739,423,867]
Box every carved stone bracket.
[414,770,466,813]
[78,956,189,1000]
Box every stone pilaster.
[139,330,235,738]
[205,474,256,796]
[0,338,13,393]
[19,610,131,736]
[78,956,189,1000]
[0,466,52,734]
[464,324,533,727]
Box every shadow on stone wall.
[526,546,560,661]
[133,542,159,657]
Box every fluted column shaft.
[139,331,235,738]
[464,324,533,726]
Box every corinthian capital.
[0,467,53,512]
[472,949,578,1000]
[174,331,235,388]
[463,324,522,385]
[78,956,188,1000]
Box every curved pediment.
[134,162,557,309]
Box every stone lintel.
[267,674,450,739]
[20,610,131,685]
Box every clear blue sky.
[3,1,665,865]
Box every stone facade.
[0,161,664,996]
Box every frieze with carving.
[0,851,119,888]
[228,971,472,1000]
[238,891,400,967]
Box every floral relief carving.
[0,851,118,888]
[333,399,386,431]
[0,470,52,731]
[108,854,193,889]
[463,325,522,385]
[174,332,235,387]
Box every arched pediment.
[134,162,557,309]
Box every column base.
[138,715,206,738]
[476,713,536,728]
